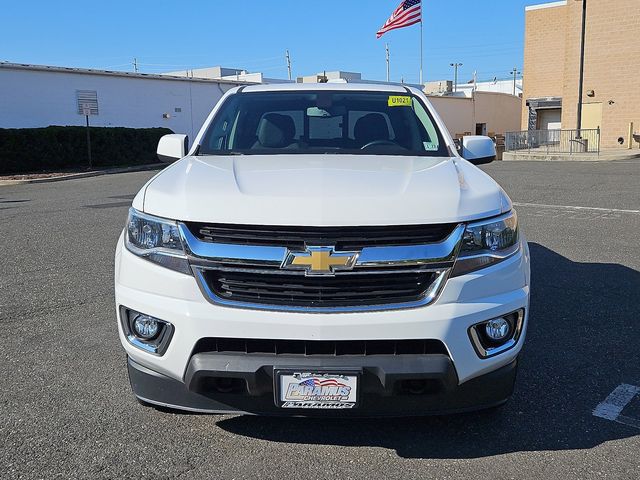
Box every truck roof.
[239,82,418,94]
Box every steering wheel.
[360,139,397,150]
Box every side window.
[348,111,395,140]
[206,109,239,151]
[412,99,441,152]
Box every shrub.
[0,126,173,175]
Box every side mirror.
[461,136,496,165]
[157,134,189,163]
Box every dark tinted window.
[199,91,448,156]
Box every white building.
[0,62,248,139]
[163,66,292,84]
[0,62,521,149]
[455,79,523,98]
[425,78,523,98]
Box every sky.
[0,0,537,84]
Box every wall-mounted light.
[608,100,615,105]
[586,90,595,97]
[162,113,171,119]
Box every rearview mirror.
[461,136,496,165]
[157,134,188,163]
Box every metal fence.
[505,129,600,154]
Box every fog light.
[133,315,159,339]
[485,317,510,341]
[469,310,525,359]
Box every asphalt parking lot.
[1,159,639,479]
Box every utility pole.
[133,58,138,73]
[385,44,390,82]
[450,63,462,93]
[285,50,292,81]
[576,0,588,137]
[511,67,521,96]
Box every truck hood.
[140,155,510,225]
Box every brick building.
[522,0,640,149]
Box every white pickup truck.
[115,83,530,416]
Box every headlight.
[452,210,519,276]
[125,208,191,275]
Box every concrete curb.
[0,163,166,186]
[502,151,640,162]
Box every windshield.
[198,91,449,157]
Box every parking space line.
[513,202,640,215]
[593,384,640,429]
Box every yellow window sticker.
[388,95,412,107]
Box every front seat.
[354,113,390,147]
[253,113,296,149]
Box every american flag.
[376,0,422,39]
[299,378,346,387]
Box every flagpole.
[419,13,423,85]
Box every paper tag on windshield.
[423,142,439,151]
[388,96,412,107]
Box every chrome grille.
[180,222,464,312]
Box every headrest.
[354,113,390,145]
[257,113,296,148]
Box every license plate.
[276,371,359,409]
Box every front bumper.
[116,232,530,415]
[128,354,518,416]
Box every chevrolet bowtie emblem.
[283,247,359,276]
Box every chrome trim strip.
[179,224,286,266]
[126,335,163,355]
[191,264,445,276]
[192,267,451,313]
[179,223,465,269]
[356,224,464,267]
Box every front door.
[537,108,562,130]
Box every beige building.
[522,0,640,149]
[428,92,522,139]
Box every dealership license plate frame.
[275,369,361,410]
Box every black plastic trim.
[127,355,518,417]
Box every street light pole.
[385,44,390,83]
[576,0,588,137]
[450,63,462,93]
[285,50,292,81]
[511,67,521,96]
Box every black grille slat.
[193,338,449,357]
[188,222,456,250]
[218,276,430,292]
[206,270,436,307]
[218,287,422,299]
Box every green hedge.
[0,126,174,175]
